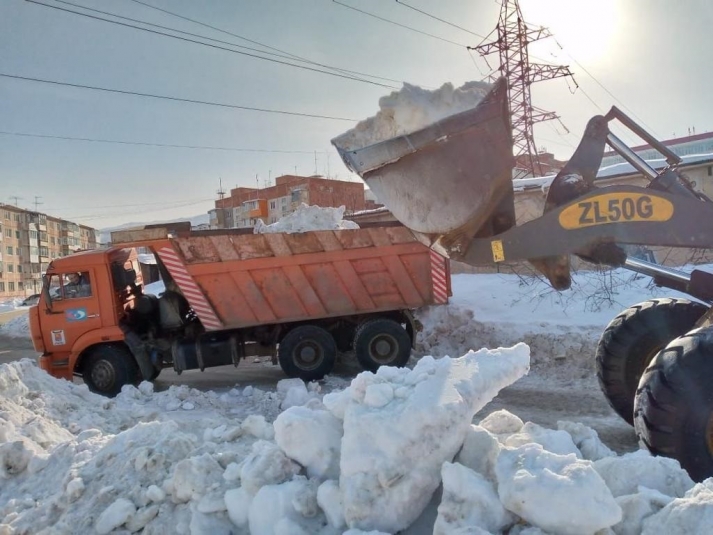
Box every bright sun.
[520,0,619,66]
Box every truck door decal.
[429,251,449,304]
[156,246,223,331]
[65,308,88,322]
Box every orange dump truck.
[29,222,450,396]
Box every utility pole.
[9,195,22,207]
[473,0,574,178]
[216,178,226,200]
[33,196,43,211]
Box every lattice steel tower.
[473,0,573,177]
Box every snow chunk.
[248,476,327,535]
[614,486,673,535]
[642,480,713,534]
[95,498,135,534]
[332,80,492,151]
[317,479,345,530]
[479,409,524,436]
[557,420,615,461]
[167,453,224,503]
[254,203,359,234]
[593,450,694,498]
[454,425,501,481]
[434,462,514,534]
[496,443,621,535]
[240,440,301,495]
[274,405,342,480]
[504,422,582,458]
[340,344,530,533]
[225,487,252,528]
[241,414,274,440]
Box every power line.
[0,72,358,121]
[331,0,470,47]
[50,198,216,212]
[394,0,487,38]
[25,0,398,89]
[0,130,320,154]
[50,0,407,88]
[122,0,410,87]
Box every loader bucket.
[332,77,514,255]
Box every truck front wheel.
[354,318,411,372]
[634,327,713,482]
[83,345,140,397]
[278,325,337,381]
[596,298,707,425]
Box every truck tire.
[354,318,411,373]
[634,327,713,482]
[83,344,140,397]
[278,325,337,381]
[596,298,707,425]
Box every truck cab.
[30,247,145,389]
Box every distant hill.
[99,213,210,244]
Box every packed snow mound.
[1,351,711,534]
[253,203,360,234]
[332,80,492,151]
[0,312,29,339]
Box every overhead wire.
[50,0,408,87]
[393,0,487,38]
[24,0,398,89]
[122,0,411,87]
[0,130,320,154]
[331,0,470,47]
[0,72,358,121]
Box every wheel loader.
[332,77,713,481]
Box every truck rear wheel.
[596,298,707,425]
[278,325,337,381]
[354,318,411,373]
[634,327,713,482]
[83,344,140,397]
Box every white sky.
[2,0,713,228]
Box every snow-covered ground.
[2,268,711,534]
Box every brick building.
[0,205,98,298]
[209,175,371,229]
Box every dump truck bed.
[111,224,450,331]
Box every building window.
[14,214,20,222]
[6,246,12,255]
[4,229,11,238]
[15,230,20,239]
[40,246,49,256]
[8,282,14,292]
[3,211,9,220]
[17,265,22,273]
[8,264,14,273]
[0,282,4,292]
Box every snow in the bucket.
[253,203,359,234]
[331,80,493,152]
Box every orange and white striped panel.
[156,246,223,331]
[429,250,449,304]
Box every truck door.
[41,270,103,353]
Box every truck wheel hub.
[295,342,322,369]
[91,360,115,389]
[370,335,396,363]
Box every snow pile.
[0,298,23,313]
[4,347,713,533]
[332,80,493,151]
[0,313,30,339]
[253,203,360,234]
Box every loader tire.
[634,327,713,482]
[354,318,411,373]
[83,344,140,397]
[278,325,337,381]
[596,298,707,425]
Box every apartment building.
[0,205,98,299]
[209,174,373,229]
